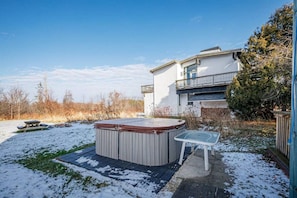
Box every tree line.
[0,82,143,121]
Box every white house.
[141,46,242,117]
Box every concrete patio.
[166,149,231,197]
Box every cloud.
[0,32,15,38]
[0,32,9,36]
[155,58,173,65]
[190,16,202,23]
[134,56,146,62]
[0,64,154,102]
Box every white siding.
[144,92,154,116]
[180,96,201,117]
[178,54,240,116]
[144,49,241,117]
[153,63,179,115]
[181,59,196,68]
[179,94,188,115]
[195,54,239,76]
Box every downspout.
[290,0,297,197]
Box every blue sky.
[0,0,292,102]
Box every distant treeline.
[0,85,143,121]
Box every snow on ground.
[223,153,289,197]
[0,120,290,197]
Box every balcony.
[176,71,237,91]
[141,84,154,94]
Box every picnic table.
[174,130,220,171]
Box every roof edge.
[150,60,179,73]
[180,48,242,64]
[150,48,242,73]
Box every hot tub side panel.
[119,131,168,166]
[119,127,185,166]
[168,127,184,163]
[118,132,133,162]
[96,129,119,160]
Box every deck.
[176,71,237,91]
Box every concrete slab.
[170,149,232,198]
[175,153,211,179]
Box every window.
[187,93,193,106]
[184,64,197,87]
[187,101,193,106]
[185,64,197,79]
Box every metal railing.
[176,71,238,90]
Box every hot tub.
[94,118,185,166]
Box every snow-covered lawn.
[0,120,289,197]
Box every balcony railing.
[141,84,154,93]
[176,71,238,90]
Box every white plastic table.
[174,130,220,171]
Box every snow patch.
[76,156,99,167]
[222,152,289,197]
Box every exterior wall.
[178,94,188,114]
[153,63,179,115]
[181,53,240,77]
[142,48,242,118]
[200,100,229,118]
[177,53,241,116]
[143,92,154,116]
[201,100,228,108]
[179,94,201,117]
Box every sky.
[0,0,293,102]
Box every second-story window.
[185,64,197,87]
[185,64,197,79]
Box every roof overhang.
[150,60,179,73]
[180,48,242,64]
[149,48,242,73]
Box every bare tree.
[63,90,74,120]
[35,82,45,113]
[3,86,29,119]
[34,76,59,116]
[0,87,6,118]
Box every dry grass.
[18,107,276,140]
[15,111,140,124]
[179,108,276,139]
